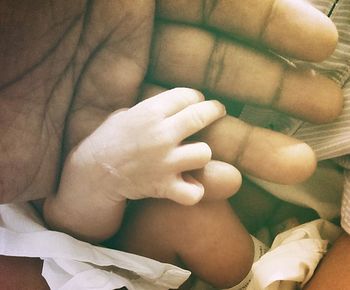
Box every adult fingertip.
[239,128,317,184]
[313,77,343,124]
[294,10,338,62]
[276,68,344,124]
[314,16,338,62]
[277,141,317,184]
[263,0,338,62]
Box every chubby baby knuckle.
[144,103,167,120]
[151,183,166,199]
[155,182,174,199]
[152,126,176,146]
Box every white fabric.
[248,219,342,290]
[0,203,190,290]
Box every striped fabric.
[241,0,350,233]
[294,82,350,161]
[294,0,350,233]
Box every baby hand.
[72,88,226,205]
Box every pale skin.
[44,88,234,241]
[44,87,255,289]
[0,0,346,289]
[0,0,342,204]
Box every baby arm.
[43,88,226,242]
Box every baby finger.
[163,99,226,142]
[166,142,212,172]
[165,174,205,205]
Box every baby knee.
[221,235,269,290]
[215,234,255,289]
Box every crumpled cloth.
[0,203,190,290]
[247,219,342,290]
[192,220,341,290]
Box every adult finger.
[163,99,226,142]
[149,23,343,124]
[167,142,212,172]
[156,0,338,62]
[191,160,242,200]
[140,83,317,184]
[196,116,317,184]
[133,87,205,117]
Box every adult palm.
[0,0,341,203]
[0,0,153,202]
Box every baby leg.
[112,199,254,289]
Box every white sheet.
[0,203,190,290]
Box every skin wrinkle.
[28,6,93,192]
[69,13,137,102]
[21,133,51,196]
[104,14,151,76]
[67,31,116,118]
[71,99,112,115]
[0,3,88,201]
[203,35,227,92]
[204,35,218,91]
[67,0,95,92]
[39,60,69,138]
[0,12,83,92]
[1,96,41,138]
[234,125,255,167]
[147,22,163,89]
[270,62,287,108]
[61,28,116,158]
[79,0,94,45]
[258,0,277,42]
[42,112,61,147]
[37,13,81,42]
[43,63,74,128]
[8,99,54,197]
[48,0,55,22]
[0,1,155,204]
[62,3,146,149]
[67,7,154,148]
[201,0,219,26]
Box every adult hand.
[0,0,341,203]
[148,0,342,188]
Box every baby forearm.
[43,195,126,243]
[43,152,126,243]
